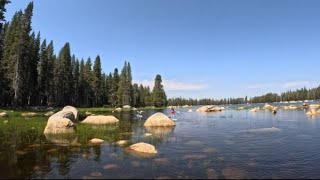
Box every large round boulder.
[43,118,75,134]
[144,112,175,127]
[81,115,119,124]
[43,106,78,134]
[129,142,157,154]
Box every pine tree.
[152,74,167,107]
[54,42,72,106]
[78,58,85,107]
[84,57,93,107]
[92,55,102,107]
[125,62,133,106]
[0,0,10,106]
[38,39,48,105]
[46,40,55,106]
[27,31,40,106]
[71,55,80,106]
[117,61,127,107]
[109,68,119,107]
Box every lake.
[0,104,320,179]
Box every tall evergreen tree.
[78,58,85,107]
[54,42,72,106]
[0,0,10,106]
[84,57,93,107]
[152,74,167,107]
[117,61,127,107]
[71,55,80,106]
[92,55,102,106]
[27,31,40,105]
[46,40,55,106]
[109,68,119,107]
[38,39,48,105]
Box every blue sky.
[5,0,320,99]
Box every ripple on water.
[202,147,218,154]
[222,166,247,179]
[185,140,205,146]
[182,154,207,160]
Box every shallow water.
[1,106,320,179]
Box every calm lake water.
[1,104,320,179]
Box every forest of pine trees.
[0,1,168,108]
[168,86,320,106]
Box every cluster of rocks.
[196,105,225,112]
[42,106,176,155]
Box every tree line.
[0,1,167,108]
[168,86,320,106]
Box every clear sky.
[5,0,320,99]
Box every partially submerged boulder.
[249,108,258,112]
[144,112,175,127]
[43,106,78,134]
[306,109,317,115]
[129,142,157,154]
[89,138,105,144]
[263,104,275,110]
[81,115,119,124]
[43,118,75,134]
[196,106,225,112]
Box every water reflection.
[1,107,320,178]
[145,126,175,138]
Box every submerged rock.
[144,112,175,127]
[237,127,282,133]
[103,164,119,170]
[81,115,119,125]
[222,167,247,179]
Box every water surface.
[1,105,320,179]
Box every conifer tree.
[152,74,167,107]
[109,68,119,107]
[92,55,102,106]
[84,57,93,107]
